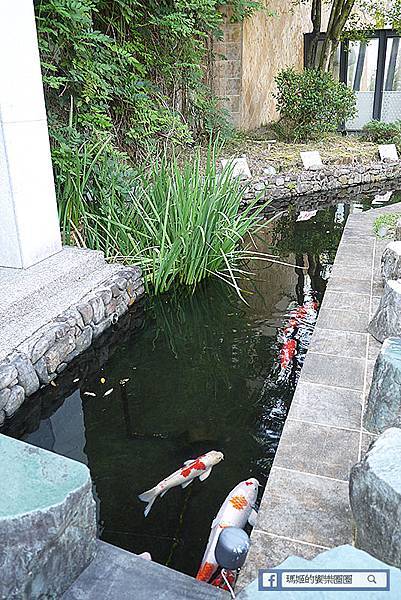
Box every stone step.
[62,541,229,600]
[0,247,105,313]
[0,433,96,599]
[0,256,133,360]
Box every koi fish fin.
[143,495,157,518]
[181,479,193,489]
[199,467,212,482]
[248,508,258,527]
[183,460,193,466]
[160,489,168,498]
[138,486,159,517]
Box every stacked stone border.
[244,160,401,202]
[0,266,144,424]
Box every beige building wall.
[241,1,312,129]
[212,2,316,130]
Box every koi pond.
[3,186,401,578]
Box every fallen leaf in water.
[104,388,114,397]
[120,378,129,385]
[84,391,96,397]
[73,378,79,383]
[50,381,57,387]
[100,377,106,384]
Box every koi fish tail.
[138,486,159,517]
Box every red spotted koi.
[196,478,259,583]
[280,338,297,370]
[138,450,224,517]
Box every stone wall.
[241,0,311,129]
[211,2,313,130]
[211,7,243,128]
[243,160,401,203]
[0,266,144,424]
[2,302,144,439]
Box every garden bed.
[222,132,379,175]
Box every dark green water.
[4,188,401,577]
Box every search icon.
[368,574,377,584]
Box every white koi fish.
[196,477,259,583]
[138,450,224,517]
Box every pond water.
[3,187,401,578]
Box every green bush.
[274,68,357,142]
[362,120,401,148]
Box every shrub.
[362,120,401,148]
[274,68,357,142]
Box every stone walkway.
[240,201,401,587]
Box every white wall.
[0,0,61,269]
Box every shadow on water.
[3,185,401,577]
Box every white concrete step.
[0,252,132,360]
[0,247,105,313]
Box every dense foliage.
[35,0,261,159]
[363,120,401,149]
[274,68,357,141]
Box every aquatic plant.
[373,213,401,238]
[58,139,279,298]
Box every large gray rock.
[0,434,96,599]
[11,352,40,396]
[381,241,401,283]
[368,280,401,342]
[0,362,18,389]
[364,337,401,433]
[349,427,401,568]
[4,385,24,417]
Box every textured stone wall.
[211,7,243,128]
[243,161,401,203]
[241,1,311,130]
[0,266,144,424]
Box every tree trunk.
[318,0,356,71]
[305,0,322,68]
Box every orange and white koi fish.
[196,478,259,583]
[138,450,224,517]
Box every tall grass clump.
[57,138,277,298]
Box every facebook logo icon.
[259,570,280,590]
[264,573,278,588]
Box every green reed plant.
[57,138,279,298]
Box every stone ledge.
[62,540,228,600]
[243,160,401,202]
[0,265,144,424]
[0,434,96,599]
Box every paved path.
[240,202,401,587]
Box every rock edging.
[244,160,401,202]
[0,266,144,424]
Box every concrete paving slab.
[309,328,367,359]
[315,307,369,333]
[274,420,359,481]
[328,276,371,295]
[289,382,362,430]
[62,541,227,600]
[301,352,365,390]
[321,290,370,313]
[255,468,352,548]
